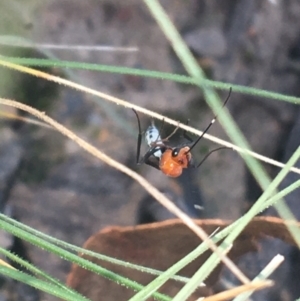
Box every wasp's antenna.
[196,146,232,169]
[132,109,143,163]
[187,87,232,154]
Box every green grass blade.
[1,56,300,104]
[129,177,300,300]
[172,146,300,300]
[0,246,84,299]
[128,242,207,301]
[0,216,171,301]
[143,1,300,299]
[0,266,89,301]
[0,213,191,285]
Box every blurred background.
[1,0,300,300]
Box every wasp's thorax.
[159,146,192,177]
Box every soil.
[1,0,300,300]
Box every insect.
[132,88,232,177]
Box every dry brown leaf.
[66,217,300,301]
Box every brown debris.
[67,216,299,300]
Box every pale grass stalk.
[0,59,299,176]
[0,97,249,285]
[233,254,284,301]
[0,111,52,129]
[197,280,273,301]
[0,259,16,270]
[0,41,138,52]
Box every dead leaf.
[67,216,300,301]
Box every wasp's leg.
[144,157,160,171]
[137,147,160,170]
[140,146,166,165]
[194,146,232,168]
[162,121,180,141]
[132,109,143,164]
[157,118,165,141]
[136,131,142,164]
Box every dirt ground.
[1,0,300,300]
